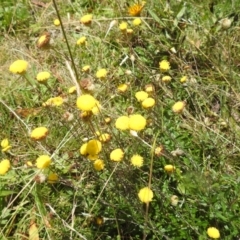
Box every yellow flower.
[93,159,105,171]
[37,32,51,48]
[80,14,93,25]
[98,133,111,143]
[130,154,143,167]
[80,143,88,155]
[159,60,170,72]
[172,101,186,113]
[76,94,97,111]
[36,155,51,169]
[9,60,28,74]
[135,91,148,102]
[30,127,49,141]
[96,68,107,79]
[110,148,124,162]
[164,164,175,173]
[132,18,142,26]
[128,2,145,16]
[119,22,128,31]
[48,173,59,183]
[77,36,87,45]
[115,116,129,130]
[162,76,172,83]
[0,159,11,175]
[129,114,146,131]
[86,139,102,156]
[68,86,77,94]
[138,187,153,203]
[36,71,51,84]
[53,19,60,26]
[43,97,64,107]
[105,117,111,124]
[145,84,154,93]
[180,76,187,83]
[207,227,220,239]
[155,145,164,156]
[1,139,11,152]
[117,84,128,93]
[142,97,155,108]
[82,65,90,72]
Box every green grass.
[0,0,240,239]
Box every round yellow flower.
[68,86,77,94]
[110,148,124,162]
[115,116,129,130]
[96,68,107,79]
[162,76,172,83]
[43,97,64,107]
[82,65,90,72]
[9,60,28,74]
[77,36,87,45]
[36,71,51,84]
[159,60,170,72]
[36,155,51,169]
[30,127,49,141]
[164,164,175,173]
[133,18,142,26]
[1,138,11,152]
[207,227,220,239]
[80,14,93,25]
[48,173,59,183]
[117,84,128,93]
[93,159,105,171]
[53,19,60,26]
[129,114,146,131]
[130,154,143,167]
[119,22,128,31]
[86,139,102,156]
[172,101,186,113]
[142,97,155,108]
[180,76,187,83]
[0,159,11,175]
[138,187,153,203]
[76,94,97,111]
[128,2,145,16]
[135,91,148,102]
[80,143,88,155]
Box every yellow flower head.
[159,60,170,72]
[110,148,124,162]
[207,227,220,239]
[129,114,146,131]
[76,94,97,111]
[138,187,153,203]
[1,139,11,152]
[36,71,51,84]
[145,84,154,93]
[98,133,111,143]
[37,32,51,48]
[9,60,28,74]
[80,143,88,156]
[96,68,107,79]
[48,173,59,183]
[118,84,128,93]
[53,19,60,26]
[30,127,49,141]
[115,116,129,130]
[130,154,143,167]
[133,18,142,26]
[36,155,51,169]
[142,97,155,108]
[68,86,77,94]
[172,101,186,113]
[0,159,11,175]
[162,75,172,83]
[164,164,175,173]
[80,14,93,25]
[77,36,87,45]
[93,159,105,171]
[119,22,128,31]
[43,97,64,107]
[135,91,148,102]
[82,65,90,72]
[86,139,102,156]
[180,76,187,83]
[128,2,145,16]
[155,145,164,156]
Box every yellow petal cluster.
[93,159,105,171]
[129,114,146,131]
[80,14,93,25]
[117,84,128,93]
[110,148,124,162]
[164,164,175,173]
[119,22,128,31]
[77,36,87,45]
[76,94,97,111]
[128,2,145,16]
[162,76,172,83]
[53,19,60,26]
[142,98,155,108]
[159,60,170,72]
[172,101,185,113]
[9,60,28,74]
[115,116,130,130]
[138,187,153,203]
[96,69,107,79]
[48,173,59,183]
[207,227,220,239]
[30,127,49,141]
[36,71,51,83]
[36,155,51,169]
[130,154,143,167]
[135,91,148,102]
[1,138,11,152]
[0,159,11,175]
[133,18,142,26]
[43,97,64,107]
